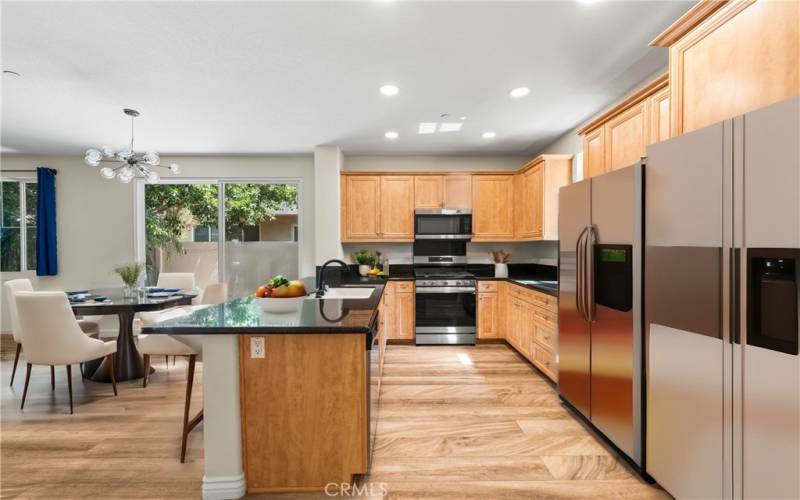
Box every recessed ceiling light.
[379,84,399,96]
[418,122,437,134]
[384,130,399,139]
[509,87,530,98]
[482,131,496,139]
[460,116,467,121]
[438,122,463,132]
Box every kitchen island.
[142,282,385,499]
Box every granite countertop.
[142,281,384,336]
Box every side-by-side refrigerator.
[645,96,799,499]
[558,162,644,468]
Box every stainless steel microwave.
[414,209,472,240]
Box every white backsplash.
[342,241,558,266]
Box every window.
[1,180,37,272]
[193,225,219,242]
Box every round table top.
[69,288,198,315]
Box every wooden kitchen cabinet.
[605,100,648,172]
[414,174,473,210]
[472,174,515,241]
[505,283,558,382]
[651,0,799,136]
[477,281,500,339]
[379,176,414,239]
[578,74,667,179]
[648,86,670,145]
[341,174,414,242]
[582,127,606,179]
[386,281,415,341]
[443,175,472,209]
[342,175,381,240]
[414,176,444,209]
[514,155,571,241]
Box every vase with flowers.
[489,250,511,278]
[114,262,144,298]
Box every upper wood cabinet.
[341,174,413,242]
[471,174,515,242]
[582,127,606,180]
[648,86,671,145]
[341,157,568,243]
[443,175,472,209]
[413,176,443,209]
[577,74,668,179]
[379,176,414,239]
[605,100,648,172]
[342,175,381,241]
[513,155,571,241]
[413,175,472,210]
[651,0,799,136]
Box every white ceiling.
[1,1,692,156]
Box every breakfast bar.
[141,282,385,499]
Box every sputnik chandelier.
[84,108,180,183]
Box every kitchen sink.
[316,287,374,299]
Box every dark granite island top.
[141,283,384,336]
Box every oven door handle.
[416,287,476,294]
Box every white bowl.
[257,296,306,313]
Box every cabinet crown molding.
[649,0,729,47]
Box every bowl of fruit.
[255,275,308,313]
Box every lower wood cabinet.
[477,281,506,339]
[386,281,415,341]
[239,333,368,491]
[480,280,558,382]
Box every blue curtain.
[36,167,58,276]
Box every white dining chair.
[137,282,227,462]
[4,279,100,388]
[15,291,118,414]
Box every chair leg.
[173,355,176,366]
[142,354,150,388]
[181,354,197,463]
[166,355,170,369]
[108,354,118,396]
[10,343,21,386]
[20,363,32,410]
[66,365,73,414]
[51,365,55,390]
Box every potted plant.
[114,262,144,298]
[352,250,375,277]
[489,250,511,278]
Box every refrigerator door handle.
[576,226,589,321]
[586,224,597,322]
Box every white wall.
[314,146,343,263]
[0,154,314,332]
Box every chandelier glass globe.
[84,108,179,183]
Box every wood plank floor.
[1,337,670,499]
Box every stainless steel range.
[413,217,476,345]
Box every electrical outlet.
[250,337,265,359]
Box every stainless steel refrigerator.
[558,162,644,468]
[645,96,799,500]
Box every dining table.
[69,288,197,383]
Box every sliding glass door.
[140,179,300,299]
[222,182,299,298]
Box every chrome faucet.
[315,259,350,298]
